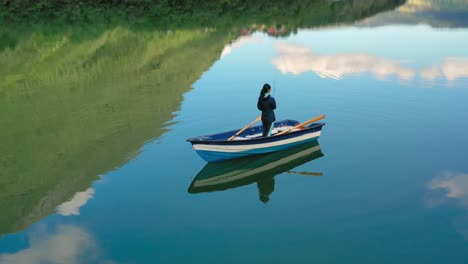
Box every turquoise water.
[2,2,468,263]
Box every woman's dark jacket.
[257,95,276,123]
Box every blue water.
[2,2,468,264]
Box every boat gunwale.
[186,121,325,145]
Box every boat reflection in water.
[188,140,324,203]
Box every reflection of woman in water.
[257,176,275,204]
[257,83,276,137]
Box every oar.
[227,116,261,141]
[275,114,326,136]
[286,171,323,176]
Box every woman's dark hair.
[259,83,271,99]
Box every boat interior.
[232,126,301,140]
[186,119,326,142]
[191,120,303,141]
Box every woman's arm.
[271,98,276,110]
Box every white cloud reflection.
[220,35,262,58]
[426,172,468,208]
[272,43,415,80]
[426,172,468,240]
[56,188,95,216]
[0,225,114,264]
[271,43,468,83]
[439,58,468,81]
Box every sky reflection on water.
[221,25,468,86]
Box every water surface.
[1,1,468,263]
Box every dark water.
[1,1,468,263]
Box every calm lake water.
[1,1,468,263]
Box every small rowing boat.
[186,114,325,162]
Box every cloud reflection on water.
[56,188,95,216]
[0,225,113,264]
[271,42,468,84]
[426,171,468,208]
[220,35,262,58]
[426,172,468,240]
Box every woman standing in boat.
[257,83,276,137]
